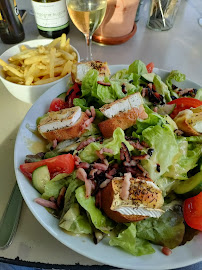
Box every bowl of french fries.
[0,34,80,104]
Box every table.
[0,0,202,269]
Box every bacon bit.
[97,81,111,86]
[89,168,98,179]
[103,159,109,167]
[100,178,111,189]
[141,88,147,97]
[136,163,150,177]
[153,106,158,112]
[34,198,58,210]
[132,154,150,160]
[120,142,131,162]
[162,246,172,256]
[96,150,105,160]
[57,186,66,209]
[74,155,81,166]
[77,137,96,151]
[120,172,132,200]
[100,148,114,155]
[90,106,96,118]
[105,173,113,179]
[140,141,150,148]
[85,109,91,117]
[93,163,108,171]
[85,179,93,198]
[81,117,95,131]
[52,139,58,149]
[127,140,145,150]
[77,162,90,169]
[76,168,88,182]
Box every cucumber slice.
[32,165,50,194]
[174,171,202,198]
[51,173,69,182]
[57,92,67,101]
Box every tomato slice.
[20,154,75,180]
[49,98,66,112]
[66,83,81,108]
[183,192,202,231]
[146,62,154,73]
[167,97,202,118]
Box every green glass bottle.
[0,0,25,44]
[31,0,70,38]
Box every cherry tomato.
[66,83,81,108]
[20,154,75,180]
[183,192,202,231]
[146,62,154,73]
[49,98,66,112]
[167,97,202,118]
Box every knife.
[0,182,23,249]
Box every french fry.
[49,47,56,78]
[61,60,73,77]
[60,33,67,49]
[34,76,61,85]
[3,65,24,78]
[20,45,28,52]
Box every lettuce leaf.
[153,75,172,102]
[109,223,155,256]
[141,124,178,181]
[165,70,186,90]
[128,60,148,75]
[195,88,202,101]
[75,186,114,233]
[164,139,202,180]
[136,207,185,249]
[59,203,92,234]
[42,178,69,200]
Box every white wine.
[31,0,70,38]
[68,0,106,36]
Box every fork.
[0,182,23,249]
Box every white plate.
[14,65,202,270]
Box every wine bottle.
[31,0,70,38]
[0,0,25,44]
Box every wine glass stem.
[84,34,92,61]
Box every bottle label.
[31,0,69,31]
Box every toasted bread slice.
[174,107,202,136]
[38,110,89,142]
[71,61,110,84]
[101,176,164,223]
[98,105,148,138]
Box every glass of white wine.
[67,0,107,61]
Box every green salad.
[20,60,202,257]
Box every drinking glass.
[67,0,107,61]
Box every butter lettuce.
[109,223,155,256]
[75,186,114,233]
[79,128,134,163]
[128,60,148,75]
[153,75,172,102]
